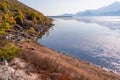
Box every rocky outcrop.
[0,58,40,80]
[5,23,51,44]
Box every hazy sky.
[19,0,120,16]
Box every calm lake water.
[38,17,120,73]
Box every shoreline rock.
[0,58,40,80]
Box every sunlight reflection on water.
[38,17,120,73]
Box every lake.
[38,17,120,73]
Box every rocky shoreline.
[0,0,120,80]
[0,24,53,80]
[1,41,120,80]
[0,15,119,79]
[5,23,52,44]
[0,19,119,80]
[0,58,40,80]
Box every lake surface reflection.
[38,17,120,73]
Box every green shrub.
[0,21,11,35]
[14,9,24,17]
[0,0,52,35]
[0,13,15,35]
[0,17,12,35]
[0,16,2,23]
[26,12,36,21]
[26,11,45,24]
[0,1,7,12]
[0,42,20,60]
[0,21,11,30]
[3,13,16,25]
[15,15,23,25]
[14,10,24,25]
[0,30,6,35]
[27,27,37,35]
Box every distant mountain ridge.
[75,1,120,16]
[59,14,73,17]
[61,1,120,16]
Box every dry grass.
[20,42,120,80]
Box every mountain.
[75,1,120,16]
[59,14,73,17]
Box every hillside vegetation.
[0,0,120,80]
[0,0,52,60]
[0,0,51,35]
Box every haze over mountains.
[61,1,120,17]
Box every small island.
[0,0,120,80]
